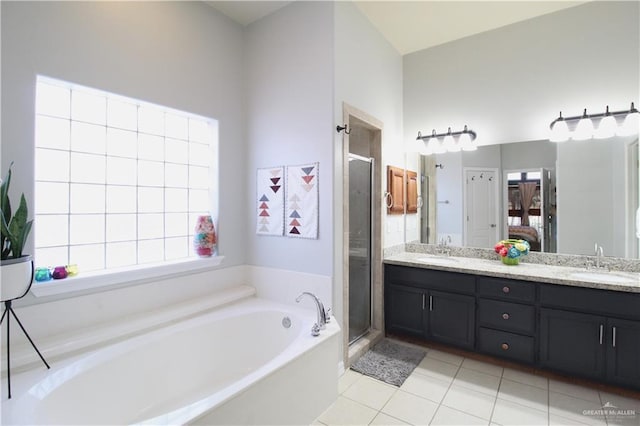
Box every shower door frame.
[347,153,375,345]
[340,102,384,368]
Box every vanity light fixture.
[549,102,639,142]
[416,125,477,155]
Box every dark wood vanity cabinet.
[385,265,475,349]
[539,284,640,388]
[384,263,640,390]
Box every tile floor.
[314,342,640,426]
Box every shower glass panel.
[348,154,373,344]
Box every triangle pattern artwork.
[256,166,284,236]
[285,162,319,239]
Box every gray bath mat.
[350,339,426,387]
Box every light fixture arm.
[416,125,477,141]
[549,103,637,130]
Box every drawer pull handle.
[502,313,510,320]
[502,286,510,294]
[501,343,509,351]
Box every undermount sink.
[415,256,459,266]
[569,271,636,284]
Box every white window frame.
[32,76,222,297]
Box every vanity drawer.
[478,298,535,335]
[540,284,640,320]
[477,277,535,303]
[385,265,475,294]
[478,327,535,364]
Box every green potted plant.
[1,162,34,301]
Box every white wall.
[404,1,640,147]
[1,2,249,340]
[1,1,247,266]
[245,2,334,278]
[334,2,405,251]
[332,2,403,354]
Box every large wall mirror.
[405,136,640,259]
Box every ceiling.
[206,1,586,55]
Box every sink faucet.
[437,236,452,256]
[594,243,604,269]
[296,292,329,336]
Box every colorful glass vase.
[34,267,52,282]
[193,215,217,257]
[52,266,68,279]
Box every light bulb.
[459,132,476,151]
[433,138,447,154]
[443,128,457,152]
[549,112,569,142]
[594,115,617,139]
[572,109,594,140]
[420,140,433,156]
[427,136,439,154]
[618,106,640,136]
[549,120,569,142]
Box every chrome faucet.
[437,236,452,256]
[296,292,329,336]
[594,243,604,269]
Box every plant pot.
[501,256,520,266]
[1,255,34,301]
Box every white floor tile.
[426,349,464,366]
[339,369,363,394]
[413,356,460,382]
[453,367,501,397]
[549,391,606,426]
[317,396,378,426]
[430,405,489,425]
[369,412,411,425]
[441,384,497,420]
[400,372,452,404]
[492,398,549,425]
[502,368,549,390]
[382,390,439,425]
[548,380,601,403]
[462,358,504,377]
[343,376,397,410]
[498,378,549,412]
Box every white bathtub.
[2,290,340,425]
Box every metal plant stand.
[1,299,50,399]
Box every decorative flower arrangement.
[494,239,530,265]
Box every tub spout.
[296,292,328,333]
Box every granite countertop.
[384,252,640,294]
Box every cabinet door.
[386,284,426,337]
[606,318,640,389]
[428,290,475,349]
[406,170,418,214]
[387,166,405,214]
[539,308,606,380]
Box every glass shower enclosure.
[348,154,373,344]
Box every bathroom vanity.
[384,253,640,390]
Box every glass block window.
[34,76,217,273]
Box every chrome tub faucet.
[296,292,330,336]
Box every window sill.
[30,256,225,298]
